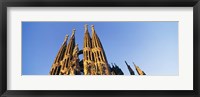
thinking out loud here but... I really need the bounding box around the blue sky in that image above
[22,22,178,75]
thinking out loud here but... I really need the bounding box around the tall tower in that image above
[125,61,135,75]
[50,34,68,75]
[50,29,77,75]
[83,24,95,75]
[62,29,76,75]
[51,24,143,75]
[91,25,111,75]
[133,62,146,75]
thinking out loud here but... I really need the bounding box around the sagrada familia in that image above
[49,24,146,75]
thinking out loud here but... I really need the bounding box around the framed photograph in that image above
[0,0,200,97]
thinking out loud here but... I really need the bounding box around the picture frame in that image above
[0,0,200,97]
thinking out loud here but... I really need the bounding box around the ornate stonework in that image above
[50,24,146,75]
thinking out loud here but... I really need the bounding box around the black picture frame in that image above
[0,0,200,97]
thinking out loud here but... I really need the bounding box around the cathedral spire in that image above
[91,24,110,75]
[133,62,146,75]
[65,29,76,55]
[57,28,77,74]
[91,25,104,49]
[84,24,92,48]
[125,61,135,75]
[91,25,95,34]
[83,24,94,75]
[50,33,69,75]
[62,34,69,45]
[54,34,69,63]
[71,29,76,38]
[51,24,148,75]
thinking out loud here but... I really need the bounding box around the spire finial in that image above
[91,25,95,32]
[65,34,69,39]
[63,34,69,44]
[73,29,76,33]
[71,29,76,37]
[84,24,88,33]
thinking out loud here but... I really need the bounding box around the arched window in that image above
[94,52,97,61]
[97,51,100,61]
[89,51,91,60]
[100,52,104,61]
[63,59,66,69]
[87,51,90,60]
[92,52,94,61]
[96,52,99,61]
[86,51,88,60]
[59,48,65,61]
[66,58,69,68]
[56,66,61,75]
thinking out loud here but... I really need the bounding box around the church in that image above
[49,24,145,75]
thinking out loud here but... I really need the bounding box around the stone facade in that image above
[49,24,146,75]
